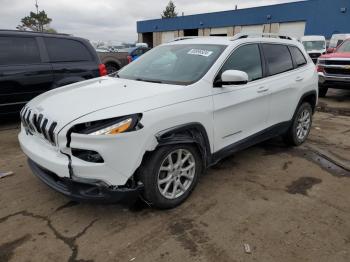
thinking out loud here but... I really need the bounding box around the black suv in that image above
[0,30,107,116]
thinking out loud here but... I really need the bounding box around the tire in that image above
[318,85,328,97]
[139,144,202,209]
[105,63,119,74]
[283,102,313,146]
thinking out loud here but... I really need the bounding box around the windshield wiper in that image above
[135,78,163,84]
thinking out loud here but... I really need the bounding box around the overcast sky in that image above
[0,0,301,43]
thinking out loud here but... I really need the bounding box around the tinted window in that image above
[289,46,307,67]
[337,41,350,52]
[262,44,294,76]
[45,38,92,62]
[220,44,262,81]
[0,37,40,65]
[337,40,344,47]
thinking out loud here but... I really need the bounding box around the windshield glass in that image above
[302,41,326,51]
[337,41,350,53]
[117,44,226,85]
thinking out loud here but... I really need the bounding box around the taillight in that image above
[316,65,324,73]
[99,64,107,76]
[127,55,133,64]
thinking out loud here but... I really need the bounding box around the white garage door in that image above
[279,22,306,39]
[210,27,228,36]
[161,31,176,43]
[241,25,264,34]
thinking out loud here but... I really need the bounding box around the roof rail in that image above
[231,33,294,41]
[0,29,71,36]
[172,36,203,42]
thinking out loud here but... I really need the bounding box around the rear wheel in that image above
[105,63,119,74]
[139,144,202,209]
[284,103,313,146]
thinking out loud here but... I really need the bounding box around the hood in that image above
[307,49,325,54]
[26,77,185,126]
[320,52,350,59]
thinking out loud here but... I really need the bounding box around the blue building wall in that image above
[137,0,350,38]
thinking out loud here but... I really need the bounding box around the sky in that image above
[0,0,302,43]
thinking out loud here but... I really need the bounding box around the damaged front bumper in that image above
[28,158,143,203]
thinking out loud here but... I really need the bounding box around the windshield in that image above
[337,41,350,53]
[117,44,226,85]
[302,41,325,51]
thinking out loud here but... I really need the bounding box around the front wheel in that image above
[139,144,202,209]
[283,103,313,146]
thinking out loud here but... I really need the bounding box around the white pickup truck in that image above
[300,35,327,64]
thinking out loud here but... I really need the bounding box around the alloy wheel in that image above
[157,149,196,200]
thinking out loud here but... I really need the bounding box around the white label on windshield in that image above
[187,49,213,57]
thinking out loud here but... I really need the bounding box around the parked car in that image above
[0,30,106,117]
[19,35,318,209]
[317,38,350,97]
[120,46,151,63]
[327,34,350,53]
[300,35,326,63]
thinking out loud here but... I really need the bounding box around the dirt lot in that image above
[0,89,350,262]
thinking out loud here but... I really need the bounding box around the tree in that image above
[17,3,55,33]
[161,1,178,19]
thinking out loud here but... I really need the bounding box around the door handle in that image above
[295,76,304,82]
[257,86,269,93]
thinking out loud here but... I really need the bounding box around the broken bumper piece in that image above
[28,158,143,204]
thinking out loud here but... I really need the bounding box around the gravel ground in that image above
[0,89,349,262]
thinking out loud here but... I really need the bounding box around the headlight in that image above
[71,114,143,136]
[89,118,132,135]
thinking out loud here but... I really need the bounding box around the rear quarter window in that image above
[45,38,92,62]
[262,44,294,76]
[0,36,41,65]
[289,46,307,67]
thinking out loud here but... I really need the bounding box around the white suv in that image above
[19,34,318,209]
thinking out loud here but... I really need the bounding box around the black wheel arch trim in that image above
[294,90,317,117]
[155,123,212,168]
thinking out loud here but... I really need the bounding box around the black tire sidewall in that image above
[141,144,202,209]
[105,64,118,74]
[318,85,328,97]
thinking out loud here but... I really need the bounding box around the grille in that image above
[325,60,350,66]
[309,53,321,59]
[20,107,58,146]
[324,68,350,76]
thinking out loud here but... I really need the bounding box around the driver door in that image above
[212,44,270,152]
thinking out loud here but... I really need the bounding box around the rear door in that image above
[261,43,304,126]
[44,37,99,87]
[0,36,53,115]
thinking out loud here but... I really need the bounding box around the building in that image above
[137,0,350,47]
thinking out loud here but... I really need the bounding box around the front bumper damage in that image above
[28,158,143,203]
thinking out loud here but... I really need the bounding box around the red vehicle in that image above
[317,38,350,97]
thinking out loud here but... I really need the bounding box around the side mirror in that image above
[327,48,335,53]
[214,70,249,87]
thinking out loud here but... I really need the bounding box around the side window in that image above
[289,46,307,68]
[220,44,263,81]
[0,37,41,65]
[262,44,294,76]
[45,38,92,62]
